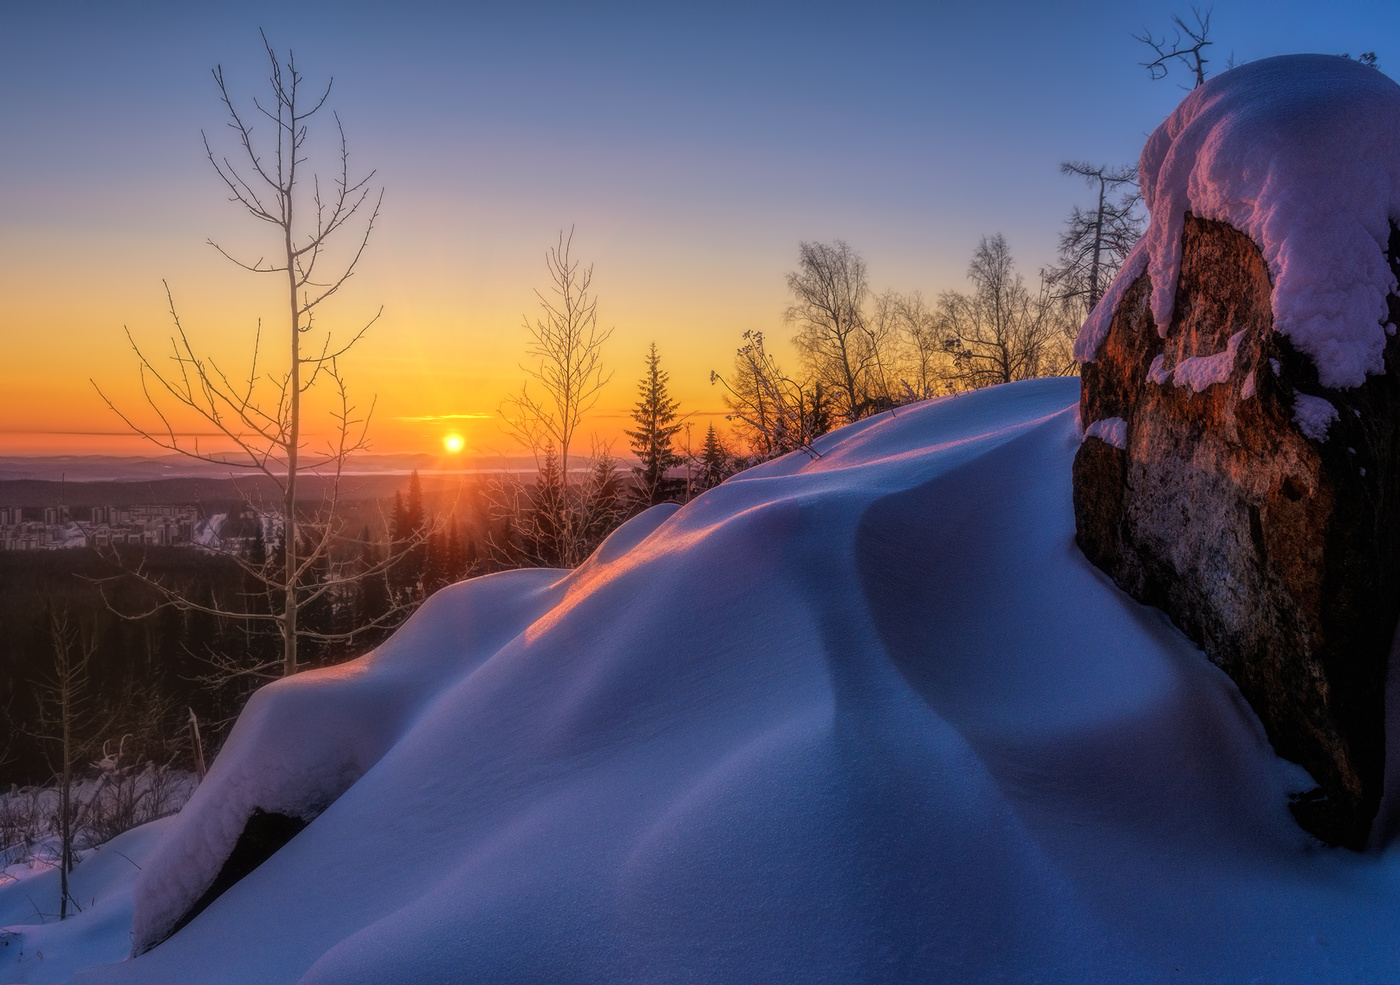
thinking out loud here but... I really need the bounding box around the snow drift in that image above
[52,378,1400,984]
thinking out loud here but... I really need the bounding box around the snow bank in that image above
[1080,55,1400,387]
[126,505,680,954]
[1,819,175,985]
[65,379,1400,985]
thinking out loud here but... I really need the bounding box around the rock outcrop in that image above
[1077,214,1400,848]
[1074,55,1400,849]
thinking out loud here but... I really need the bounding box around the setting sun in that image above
[443,433,466,455]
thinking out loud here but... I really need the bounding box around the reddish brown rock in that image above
[1075,214,1400,849]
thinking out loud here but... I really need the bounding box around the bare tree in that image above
[1134,7,1212,87]
[94,34,390,679]
[871,289,950,402]
[1049,162,1144,316]
[500,227,613,567]
[711,330,829,460]
[30,609,104,920]
[786,240,889,423]
[939,235,1065,390]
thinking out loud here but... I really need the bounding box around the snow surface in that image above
[1082,416,1128,450]
[1147,352,1170,385]
[1079,55,1400,388]
[1293,393,1340,442]
[0,819,175,985]
[20,378,1400,984]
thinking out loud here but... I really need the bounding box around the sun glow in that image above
[442,433,466,455]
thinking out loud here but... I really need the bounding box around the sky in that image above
[2,0,1398,460]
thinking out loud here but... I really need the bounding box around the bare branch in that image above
[1133,6,1213,87]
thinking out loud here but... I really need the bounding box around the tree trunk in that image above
[283,169,300,678]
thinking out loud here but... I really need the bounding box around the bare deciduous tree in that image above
[1134,6,1212,87]
[786,240,889,423]
[95,33,391,679]
[500,227,613,567]
[1049,162,1145,316]
[30,610,104,920]
[711,331,828,460]
[871,289,950,402]
[939,235,1067,390]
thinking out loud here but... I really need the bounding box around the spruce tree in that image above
[353,526,390,634]
[625,343,684,507]
[697,423,731,491]
[525,446,568,566]
[582,446,629,548]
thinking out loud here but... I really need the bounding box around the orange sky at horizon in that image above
[1,184,780,460]
[8,1,1386,465]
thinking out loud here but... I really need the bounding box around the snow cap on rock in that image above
[1077,54,1400,388]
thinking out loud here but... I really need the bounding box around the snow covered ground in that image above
[8,377,1400,984]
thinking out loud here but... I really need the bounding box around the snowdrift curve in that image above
[79,379,1400,985]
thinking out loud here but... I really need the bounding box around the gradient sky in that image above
[3,0,1397,459]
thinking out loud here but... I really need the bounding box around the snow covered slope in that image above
[61,378,1400,984]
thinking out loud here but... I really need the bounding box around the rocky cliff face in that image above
[1075,214,1400,848]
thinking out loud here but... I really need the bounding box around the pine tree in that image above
[444,523,466,582]
[625,343,684,507]
[527,446,568,566]
[582,446,630,548]
[697,424,731,491]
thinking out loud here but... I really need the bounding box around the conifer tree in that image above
[581,445,630,548]
[697,424,732,491]
[444,523,467,582]
[527,447,568,565]
[626,343,684,507]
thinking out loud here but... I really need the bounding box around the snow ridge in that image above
[70,380,1400,985]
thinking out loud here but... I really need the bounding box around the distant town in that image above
[0,504,202,551]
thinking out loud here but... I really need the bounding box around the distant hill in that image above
[0,453,607,510]
[0,451,547,483]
